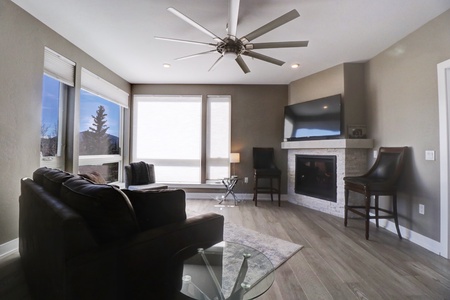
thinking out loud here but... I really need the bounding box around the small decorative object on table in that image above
[348,125,367,139]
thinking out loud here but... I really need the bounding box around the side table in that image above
[220,176,240,205]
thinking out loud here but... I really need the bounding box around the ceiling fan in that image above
[155,0,308,74]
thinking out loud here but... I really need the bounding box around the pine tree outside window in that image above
[78,90,122,182]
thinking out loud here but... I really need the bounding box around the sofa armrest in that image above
[122,189,187,230]
[127,183,169,190]
[66,212,224,299]
[120,212,224,298]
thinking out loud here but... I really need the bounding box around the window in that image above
[79,68,129,183]
[78,90,122,182]
[206,96,231,180]
[133,95,202,183]
[133,95,231,184]
[40,48,75,169]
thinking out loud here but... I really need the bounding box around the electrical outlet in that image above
[425,150,435,161]
[419,204,425,215]
[373,150,378,158]
[244,177,248,184]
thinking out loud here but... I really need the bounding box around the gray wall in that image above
[288,9,450,242]
[132,84,288,194]
[0,0,130,245]
[365,9,450,241]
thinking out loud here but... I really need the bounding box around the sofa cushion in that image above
[61,177,139,244]
[32,167,49,185]
[33,167,74,197]
[123,189,186,231]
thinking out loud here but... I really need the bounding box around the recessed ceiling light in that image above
[291,63,300,69]
[163,63,171,68]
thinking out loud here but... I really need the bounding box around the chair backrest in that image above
[124,162,155,188]
[366,147,407,182]
[253,147,277,169]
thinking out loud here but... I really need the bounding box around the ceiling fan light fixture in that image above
[223,51,237,60]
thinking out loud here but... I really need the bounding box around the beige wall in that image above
[365,9,450,240]
[0,0,130,244]
[288,63,366,139]
[132,84,288,194]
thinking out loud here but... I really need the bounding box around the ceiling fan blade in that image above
[155,36,217,47]
[242,51,285,66]
[175,50,217,61]
[235,55,250,74]
[241,9,300,42]
[168,7,223,42]
[208,55,225,72]
[227,0,240,39]
[246,41,309,50]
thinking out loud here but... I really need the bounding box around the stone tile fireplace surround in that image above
[282,139,373,218]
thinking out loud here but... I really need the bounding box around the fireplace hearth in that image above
[295,155,337,202]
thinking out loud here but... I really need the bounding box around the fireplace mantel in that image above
[281,139,373,150]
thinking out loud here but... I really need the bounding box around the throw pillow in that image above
[79,171,107,184]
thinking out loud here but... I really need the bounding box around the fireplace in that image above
[295,155,337,202]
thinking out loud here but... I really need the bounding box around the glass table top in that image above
[171,241,275,300]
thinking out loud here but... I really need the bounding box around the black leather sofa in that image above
[19,167,224,299]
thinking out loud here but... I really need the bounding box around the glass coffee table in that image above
[169,241,275,300]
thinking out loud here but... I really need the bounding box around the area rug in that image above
[223,221,303,270]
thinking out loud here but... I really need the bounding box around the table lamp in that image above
[230,153,240,177]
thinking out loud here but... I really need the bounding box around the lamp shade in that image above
[230,153,240,163]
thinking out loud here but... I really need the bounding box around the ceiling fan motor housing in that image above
[218,37,244,56]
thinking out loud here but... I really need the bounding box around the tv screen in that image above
[284,94,341,141]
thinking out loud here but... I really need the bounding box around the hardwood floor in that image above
[1,199,450,299]
[187,199,450,300]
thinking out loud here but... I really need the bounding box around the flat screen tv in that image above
[284,94,342,141]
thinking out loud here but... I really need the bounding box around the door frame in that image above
[438,58,450,259]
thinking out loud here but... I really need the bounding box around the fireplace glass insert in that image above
[295,155,337,202]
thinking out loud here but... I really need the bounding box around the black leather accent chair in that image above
[252,147,281,206]
[124,161,168,190]
[344,147,407,240]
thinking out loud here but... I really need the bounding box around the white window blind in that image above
[44,47,75,87]
[206,95,231,180]
[81,68,129,108]
[133,95,202,183]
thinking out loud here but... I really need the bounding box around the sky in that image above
[41,75,120,137]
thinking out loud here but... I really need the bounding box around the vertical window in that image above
[133,95,231,184]
[40,48,75,169]
[206,96,231,180]
[79,68,129,183]
[133,95,202,183]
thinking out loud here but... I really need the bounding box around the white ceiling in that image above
[11,0,450,85]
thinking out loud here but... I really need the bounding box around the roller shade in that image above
[81,68,129,108]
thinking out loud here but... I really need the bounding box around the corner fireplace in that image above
[295,155,337,202]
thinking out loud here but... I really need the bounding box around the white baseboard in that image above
[0,238,18,258]
[375,219,442,256]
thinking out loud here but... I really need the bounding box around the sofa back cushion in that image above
[61,177,139,244]
[123,189,186,230]
[33,167,74,197]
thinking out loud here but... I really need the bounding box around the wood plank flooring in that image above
[1,199,450,299]
[187,199,450,300]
